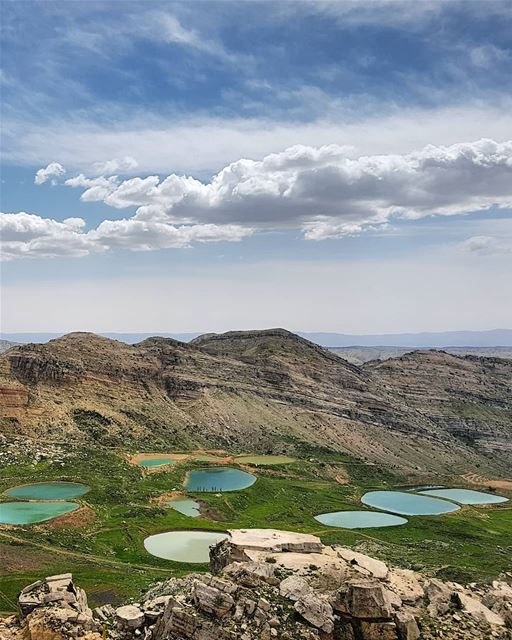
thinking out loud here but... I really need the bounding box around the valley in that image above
[0,329,511,630]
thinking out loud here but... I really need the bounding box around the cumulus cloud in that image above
[0,212,251,261]
[64,174,120,201]
[64,138,512,239]
[34,162,66,185]
[92,156,138,175]
[5,138,512,260]
[0,212,92,260]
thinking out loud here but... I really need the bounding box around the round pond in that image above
[0,501,79,525]
[138,458,176,468]
[144,530,228,563]
[4,482,89,501]
[315,510,408,529]
[419,488,508,505]
[168,498,201,517]
[361,491,460,516]
[235,455,295,466]
[185,467,256,492]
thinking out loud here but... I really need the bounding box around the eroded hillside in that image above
[0,329,511,474]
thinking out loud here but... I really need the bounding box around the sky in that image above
[1,0,511,334]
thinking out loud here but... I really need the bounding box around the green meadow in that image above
[0,445,510,613]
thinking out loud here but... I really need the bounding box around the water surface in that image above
[144,530,228,562]
[361,491,460,516]
[315,510,407,529]
[185,467,256,492]
[419,488,508,505]
[0,501,79,525]
[4,482,89,500]
[138,458,176,468]
[168,498,201,517]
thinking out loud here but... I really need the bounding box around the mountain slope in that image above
[0,330,511,474]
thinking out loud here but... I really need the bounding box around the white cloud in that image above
[469,45,510,69]
[64,174,120,201]
[460,235,512,255]
[4,138,512,261]
[92,156,138,175]
[0,211,252,261]
[7,102,512,175]
[34,161,66,185]
[90,219,252,251]
[67,138,512,239]
[0,212,93,260]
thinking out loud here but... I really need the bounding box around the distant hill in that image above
[331,346,512,365]
[1,328,512,347]
[0,339,18,353]
[1,328,511,475]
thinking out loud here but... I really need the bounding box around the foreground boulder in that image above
[2,529,512,640]
[5,574,101,640]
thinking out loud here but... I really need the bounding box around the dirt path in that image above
[462,473,512,491]
[0,531,175,575]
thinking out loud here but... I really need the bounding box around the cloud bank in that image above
[4,138,512,260]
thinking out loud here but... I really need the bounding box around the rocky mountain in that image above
[2,529,511,640]
[0,329,511,474]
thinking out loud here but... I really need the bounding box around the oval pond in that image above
[361,491,460,516]
[144,530,228,563]
[185,467,256,492]
[0,501,79,525]
[315,510,408,529]
[4,482,89,501]
[168,498,201,517]
[419,488,508,505]
[138,458,176,468]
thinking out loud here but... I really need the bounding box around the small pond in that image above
[168,498,201,517]
[144,530,228,563]
[315,510,408,529]
[235,455,295,466]
[185,467,256,492]
[419,488,509,505]
[361,491,460,516]
[138,458,176,468]
[4,482,89,501]
[0,501,79,525]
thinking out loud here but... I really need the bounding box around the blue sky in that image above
[1,0,511,333]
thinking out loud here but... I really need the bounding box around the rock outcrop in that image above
[3,530,511,640]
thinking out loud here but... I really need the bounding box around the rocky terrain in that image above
[0,329,511,473]
[1,529,511,640]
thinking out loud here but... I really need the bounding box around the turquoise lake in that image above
[315,510,408,529]
[4,482,89,500]
[361,490,460,515]
[138,458,176,468]
[144,530,228,563]
[0,501,79,525]
[168,498,201,517]
[419,488,508,505]
[185,467,256,492]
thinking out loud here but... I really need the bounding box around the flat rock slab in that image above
[227,529,322,553]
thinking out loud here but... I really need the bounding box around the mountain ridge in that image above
[2,328,512,347]
[1,329,511,475]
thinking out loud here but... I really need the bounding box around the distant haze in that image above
[2,329,512,348]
